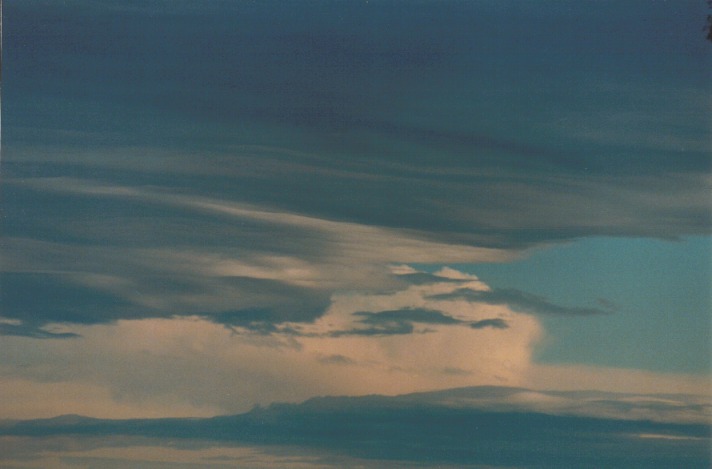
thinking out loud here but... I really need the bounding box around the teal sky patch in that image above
[435,236,712,373]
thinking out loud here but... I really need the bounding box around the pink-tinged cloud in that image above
[0,267,707,421]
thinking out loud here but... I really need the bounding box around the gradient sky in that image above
[1,0,711,467]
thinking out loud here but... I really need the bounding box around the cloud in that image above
[0,266,706,424]
[0,323,79,340]
[403,386,712,425]
[0,386,709,469]
[0,268,541,418]
[0,272,142,327]
[6,0,710,266]
[387,268,472,286]
[524,363,712,402]
[429,287,612,316]
[327,307,469,337]
[355,308,460,325]
[470,318,509,329]
[1,179,514,336]
[328,322,416,337]
[2,4,710,457]
[333,308,509,336]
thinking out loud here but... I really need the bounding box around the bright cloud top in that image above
[0,267,537,418]
[1,266,707,421]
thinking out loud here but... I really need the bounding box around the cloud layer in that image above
[1,386,709,469]
[0,268,537,417]
[3,0,710,341]
[1,0,709,444]
[1,267,708,422]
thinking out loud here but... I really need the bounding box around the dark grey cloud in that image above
[0,323,79,339]
[391,271,471,286]
[0,271,330,338]
[331,308,459,336]
[354,309,461,326]
[0,272,136,327]
[328,308,509,337]
[329,322,416,338]
[207,303,329,336]
[430,288,611,316]
[5,0,709,248]
[1,386,709,469]
[2,0,709,334]
[470,318,509,329]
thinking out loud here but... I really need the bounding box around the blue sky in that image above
[435,235,712,373]
[1,0,711,467]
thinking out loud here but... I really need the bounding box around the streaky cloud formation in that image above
[1,178,511,337]
[0,267,541,418]
[338,308,510,335]
[429,287,613,316]
[470,318,509,329]
[1,386,709,469]
[1,1,710,466]
[0,267,707,423]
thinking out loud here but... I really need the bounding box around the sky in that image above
[1,0,711,467]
